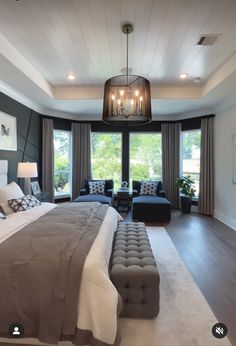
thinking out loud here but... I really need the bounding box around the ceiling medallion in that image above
[102,23,152,126]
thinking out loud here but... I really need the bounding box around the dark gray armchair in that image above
[132,180,171,222]
[74,179,114,205]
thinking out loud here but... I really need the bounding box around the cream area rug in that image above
[119,227,232,346]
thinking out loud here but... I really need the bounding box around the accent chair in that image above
[74,179,114,205]
[132,180,171,222]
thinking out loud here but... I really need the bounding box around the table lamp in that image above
[17,162,38,195]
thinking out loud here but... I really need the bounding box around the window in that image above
[54,130,72,197]
[91,133,122,191]
[181,130,201,196]
[129,133,162,185]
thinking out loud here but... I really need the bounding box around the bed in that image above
[0,160,122,346]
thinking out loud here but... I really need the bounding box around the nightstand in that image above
[117,189,132,212]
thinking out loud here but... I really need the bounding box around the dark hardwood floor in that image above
[122,209,236,345]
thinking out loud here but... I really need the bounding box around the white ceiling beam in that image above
[0,33,53,98]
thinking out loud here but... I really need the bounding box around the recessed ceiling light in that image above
[179,73,188,80]
[67,74,75,81]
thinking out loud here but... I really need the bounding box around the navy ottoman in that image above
[132,196,171,222]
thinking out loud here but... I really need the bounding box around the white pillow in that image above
[0,182,25,215]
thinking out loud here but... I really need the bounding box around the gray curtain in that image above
[161,122,181,208]
[198,117,214,215]
[42,118,54,202]
[72,123,92,200]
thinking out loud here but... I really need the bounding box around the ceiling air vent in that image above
[196,35,218,46]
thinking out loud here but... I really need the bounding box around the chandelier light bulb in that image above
[135,90,139,97]
[111,95,115,100]
[120,90,124,96]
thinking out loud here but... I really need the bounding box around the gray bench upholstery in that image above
[110,222,160,318]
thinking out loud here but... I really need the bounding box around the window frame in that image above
[53,129,72,199]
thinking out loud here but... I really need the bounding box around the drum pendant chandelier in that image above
[102,24,152,126]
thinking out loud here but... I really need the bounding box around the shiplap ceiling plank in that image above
[177,0,236,79]
[140,0,169,77]
[189,0,236,78]
[120,0,137,76]
[24,0,74,84]
[27,0,71,84]
[39,0,91,84]
[55,0,99,84]
[148,0,186,80]
[127,0,154,76]
[155,0,204,82]
[71,0,107,83]
[27,0,77,83]
[87,0,113,82]
[165,0,219,80]
[104,0,122,77]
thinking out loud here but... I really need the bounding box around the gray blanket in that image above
[0,202,109,344]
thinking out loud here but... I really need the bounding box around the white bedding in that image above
[0,203,122,345]
[0,202,57,244]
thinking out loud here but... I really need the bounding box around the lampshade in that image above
[102,23,152,126]
[17,162,38,178]
[103,75,151,125]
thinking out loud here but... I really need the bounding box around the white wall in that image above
[214,104,236,230]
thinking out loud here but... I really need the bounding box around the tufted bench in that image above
[110,222,160,318]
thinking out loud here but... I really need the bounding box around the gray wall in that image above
[0,92,42,188]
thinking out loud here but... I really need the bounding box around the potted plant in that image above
[176,176,196,214]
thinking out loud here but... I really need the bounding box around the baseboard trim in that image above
[214,210,236,231]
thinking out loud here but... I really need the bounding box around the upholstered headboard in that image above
[0,160,8,187]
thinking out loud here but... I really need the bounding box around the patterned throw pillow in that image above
[140,181,157,196]
[89,181,105,195]
[8,195,41,213]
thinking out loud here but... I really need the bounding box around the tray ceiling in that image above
[1,0,236,119]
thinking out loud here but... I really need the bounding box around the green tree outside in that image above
[182,131,201,159]
[130,133,162,184]
[182,130,201,195]
[54,130,71,195]
[91,133,122,191]
[91,132,162,190]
